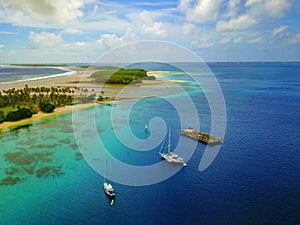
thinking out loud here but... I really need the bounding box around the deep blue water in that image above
[0,62,299,224]
[0,66,74,83]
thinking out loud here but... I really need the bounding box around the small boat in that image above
[103,161,115,200]
[159,127,187,167]
[104,182,115,197]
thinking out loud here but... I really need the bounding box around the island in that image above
[0,66,162,132]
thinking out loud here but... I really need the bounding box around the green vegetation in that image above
[8,123,32,131]
[97,95,103,101]
[6,107,32,121]
[0,110,5,123]
[91,68,153,84]
[39,101,55,113]
[75,93,96,103]
[0,85,74,123]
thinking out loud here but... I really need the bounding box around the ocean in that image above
[0,62,299,224]
[0,66,75,84]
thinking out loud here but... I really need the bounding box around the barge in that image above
[181,128,222,144]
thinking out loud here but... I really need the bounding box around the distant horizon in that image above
[2,61,300,66]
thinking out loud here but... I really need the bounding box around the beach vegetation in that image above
[91,68,151,84]
[39,101,55,113]
[0,110,5,123]
[0,85,75,123]
[97,95,103,101]
[75,93,96,103]
[6,108,33,121]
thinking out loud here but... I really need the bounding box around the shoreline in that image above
[0,103,96,132]
[0,66,178,132]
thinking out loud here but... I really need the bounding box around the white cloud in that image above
[233,37,242,43]
[0,31,17,35]
[288,32,300,44]
[62,28,83,34]
[216,0,291,32]
[190,29,221,49]
[225,0,242,18]
[272,26,288,36]
[245,0,261,7]
[126,10,168,38]
[143,22,167,38]
[219,37,232,44]
[29,32,63,48]
[216,15,257,31]
[1,0,87,24]
[0,44,5,48]
[75,42,86,47]
[96,28,137,50]
[139,10,153,23]
[264,0,292,18]
[191,39,214,49]
[182,23,196,35]
[248,36,264,43]
[179,0,222,23]
[123,27,136,40]
[97,34,123,49]
[246,0,292,18]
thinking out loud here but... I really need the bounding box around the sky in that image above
[0,0,299,63]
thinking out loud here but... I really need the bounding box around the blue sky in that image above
[0,0,299,63]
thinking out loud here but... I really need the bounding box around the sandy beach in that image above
[0,66,175,132]
[0,103,96,132]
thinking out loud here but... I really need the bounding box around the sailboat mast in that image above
[168,127,171,153]
[104,160,108,183]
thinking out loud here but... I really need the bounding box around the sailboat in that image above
[103,160,115,204]
[159,127,187,167]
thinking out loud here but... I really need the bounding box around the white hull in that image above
[104,182,115,197]
[160,152,187,167]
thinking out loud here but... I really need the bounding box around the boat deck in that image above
[180,128,222,144]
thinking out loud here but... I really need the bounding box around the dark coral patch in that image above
[24,166,35,175]
[0,176,25,186]
[36,166,64,178]
[4,151,53,165]
[33,143,58,149]
[32,152,53,162]
[59,139,72,144]
[75,152,83,160]
[59,127,73,133]
[4,152,35,165]
[69,143,78,150]
[5,167,20,176]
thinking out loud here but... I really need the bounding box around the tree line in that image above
[0,85,74,123]
[90,68,155,84]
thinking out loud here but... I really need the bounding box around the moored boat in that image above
[104,182,115,197]
[159,127,187,167]
[103,160,116,202]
